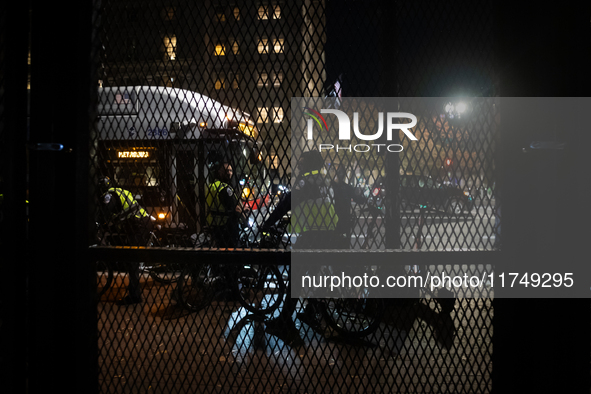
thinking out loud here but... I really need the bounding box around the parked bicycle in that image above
[95,223,183,298]
[175,221,287,316]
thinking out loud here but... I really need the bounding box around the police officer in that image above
[262,150,339,344]
[262,150,338,246]
[98,177,153,305]
[206,160,249,248]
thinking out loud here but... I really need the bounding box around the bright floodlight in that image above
[456,102,467,114]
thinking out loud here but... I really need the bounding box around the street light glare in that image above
[445,102,454,113]
[456,102,467,114]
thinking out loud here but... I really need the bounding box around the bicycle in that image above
[175,225,286,316]
[296,203,457,348]
[299,272,455,348]
[95,224,183,298]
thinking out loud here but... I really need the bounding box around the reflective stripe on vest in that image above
[108,188,148,220]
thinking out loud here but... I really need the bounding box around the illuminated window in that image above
[233,7,240,20]
[216,7,226,21]
[215,44,226,56]
[273,5,281,19]
[257,5,268,20]
[164,35,177,60]
[257,38,269,54]
[257,107,269,123]
[273,38,284,53]
[273,72,284,88]
[232,74,240,89]
[273,107,284,123]
[215,77,226,90]
[269,155,279,169]
[232,40,239,55]
[257,72,268,88]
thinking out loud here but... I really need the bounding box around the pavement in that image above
[96,269,493,393]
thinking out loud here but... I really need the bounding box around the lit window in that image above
[232,74,240,89]
[257,72,268,88]
[232,40,239,55]
[233,7,240,20]
[216,7,226,22]
[164,35,177,60]
[257,107,269,123]
[257,38,269,54]
[273,72,283,88]
[273,107,284,123]
[258,5,268,20]
[215,44,226,56]
[273,5,281,19]
[215,77,226,90]
[164,7,175,20]
[273,38,284,53]
[269,155,279,169]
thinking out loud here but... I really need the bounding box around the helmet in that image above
[98,176,113,194]
[298,150,324,174]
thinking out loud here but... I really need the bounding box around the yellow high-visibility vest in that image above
[107,188,148,220]
[206,180,234,226]
[292,197,338,233]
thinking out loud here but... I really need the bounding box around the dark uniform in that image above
[331,172,365,248]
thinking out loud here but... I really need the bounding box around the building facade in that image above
[99,0,327,177]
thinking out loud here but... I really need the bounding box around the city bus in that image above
[95,86,268,240]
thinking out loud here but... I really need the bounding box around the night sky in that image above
[324,0,495,97]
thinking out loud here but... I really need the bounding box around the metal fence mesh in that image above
[92,0,495,392]
[97,260,492,393]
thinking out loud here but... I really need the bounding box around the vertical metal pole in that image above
[380,0,401,251]
[0,3,30,393]
[27,0,98,392]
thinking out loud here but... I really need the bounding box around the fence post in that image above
[26,0,98,392]
[0,2,30,393]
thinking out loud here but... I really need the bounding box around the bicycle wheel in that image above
[176,264,216,312]
[322,297,384,338]
[97,261,113,298]
[236,264,286,315]
[148,263,183,284]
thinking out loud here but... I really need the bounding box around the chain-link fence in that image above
[92,0,495,392]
